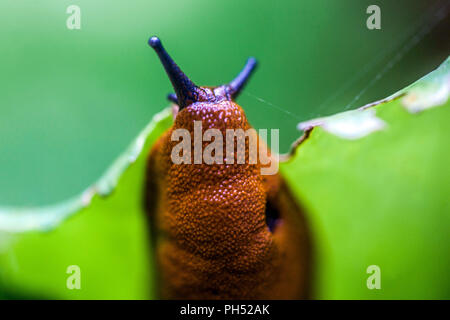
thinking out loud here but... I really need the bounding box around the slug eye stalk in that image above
[148,36,257,109]
[226,57,258,99]
[148,36,200,110]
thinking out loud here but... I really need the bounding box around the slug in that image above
[144,36,311,299]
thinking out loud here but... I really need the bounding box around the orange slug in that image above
[144,36,311,299]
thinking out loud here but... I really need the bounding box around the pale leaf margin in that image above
[0,57,448,232]
[0,108,172,233]
[280,56,450,161]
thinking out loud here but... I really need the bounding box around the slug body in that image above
[145,37,311,299]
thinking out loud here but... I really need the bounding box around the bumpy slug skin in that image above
[145,101,311,299]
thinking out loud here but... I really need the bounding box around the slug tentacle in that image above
[149,36,202,109]
[226,57,258,99]
[150,36,258,108]
[167,93,178,104]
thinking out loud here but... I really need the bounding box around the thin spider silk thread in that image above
[342,0,449,111]
[244,91,302,120]
[245,1,449,119]
[316,0,449,114]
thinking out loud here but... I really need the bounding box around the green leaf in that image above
[0,108,173,299]
[0,57,448,299]
[281,57,450,299]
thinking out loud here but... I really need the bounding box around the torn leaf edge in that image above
[0,108,172,233]
[280,56,450,162]
[1,57,449,231]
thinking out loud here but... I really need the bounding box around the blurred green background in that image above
[0,0,449,300]
[0,0,448,206]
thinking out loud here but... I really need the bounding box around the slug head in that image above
[148,36,257,111]
[147,36,271,255]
